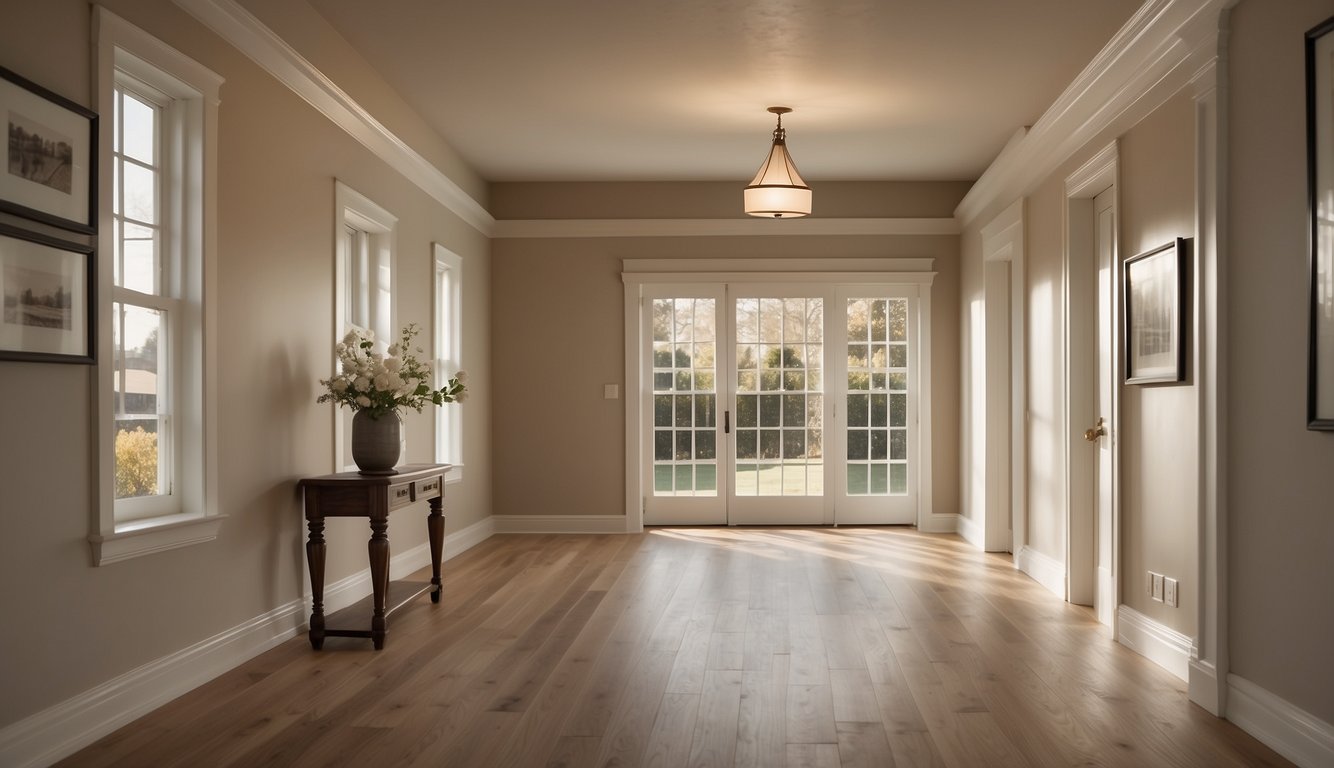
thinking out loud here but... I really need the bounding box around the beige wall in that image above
[1117,90,1198,634]
[490,182,966,522]
[959,90,1200,637]
[1228,0,1334,724]
[0,0,490,727]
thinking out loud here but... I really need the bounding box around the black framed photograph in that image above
[1,64,97,234]
[1307,16,1334,429]
[1124,238,1186,385]
[0,223,94,364]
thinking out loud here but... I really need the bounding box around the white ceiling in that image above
[306,0,1144,183]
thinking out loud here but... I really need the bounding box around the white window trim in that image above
[433,243,464,484]
[620,258,936,534]
[332,181,397,472]
[91,7,223,565]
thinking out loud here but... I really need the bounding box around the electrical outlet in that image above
[1147,571,1156,597]
[1164,577,1178,607]
[1151,572,1164,602]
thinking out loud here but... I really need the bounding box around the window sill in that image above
[89,513,227,566]
[444,463,464,485]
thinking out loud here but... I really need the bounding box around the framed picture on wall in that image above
[1124,238,1186,385]
[0,223,94,364]
[0,64,97,234]
[1306,16,1334,429]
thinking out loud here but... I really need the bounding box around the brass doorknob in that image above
[1084,417,1106,442]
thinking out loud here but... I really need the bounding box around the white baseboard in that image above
[956,512,983,548]
[1227,674,1334,768]
[1116,605,1191,682]
[0,515,496,768]
[493,514,629,534]
[916,512,959,535]
[1016,545,1065,598]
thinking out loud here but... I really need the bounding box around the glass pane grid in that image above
[847,298,909,496]
[113,86,162,297]
[736,297,823,497]
[651,298,717,496]
[112,302,168,500]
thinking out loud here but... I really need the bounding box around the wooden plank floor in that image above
[60,528,1293,767]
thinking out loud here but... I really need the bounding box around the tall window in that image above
[434,244,463,480]
[93,8,222,565]
[111,76,173,518]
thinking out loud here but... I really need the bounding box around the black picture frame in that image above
[1306,16,1334,429]
[0,64,97,234]
[1124,238,1187,385]
[0,222,95,364]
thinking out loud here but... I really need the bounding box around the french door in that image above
[641,282,921,526]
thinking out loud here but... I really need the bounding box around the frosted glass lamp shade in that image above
[744,138,812,218]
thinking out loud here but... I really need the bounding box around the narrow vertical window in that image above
[434,244,463,480]
[111,79,174,516]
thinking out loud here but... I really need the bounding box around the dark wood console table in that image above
[298,463,449,650]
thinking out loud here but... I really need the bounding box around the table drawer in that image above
[388,482,414,510]
[414,475,442,500]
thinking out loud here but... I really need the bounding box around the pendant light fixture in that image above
[744,106,812,218]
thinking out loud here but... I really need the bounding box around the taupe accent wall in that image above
[0,0,490,727]
[489,182,967,523]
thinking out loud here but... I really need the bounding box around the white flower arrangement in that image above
[318,323,466,419]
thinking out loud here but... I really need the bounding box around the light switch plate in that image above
[1164,577,1178,607]
[604,384,619,400]
[1151,572,1164,602]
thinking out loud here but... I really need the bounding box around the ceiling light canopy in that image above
[744,106,811,219]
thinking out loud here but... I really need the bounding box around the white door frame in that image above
[622,258,936,532]
[1063,142,1120,628]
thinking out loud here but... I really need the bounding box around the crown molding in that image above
[955,0,1231,226]
[492,217,959,239]
[171,0,495,236]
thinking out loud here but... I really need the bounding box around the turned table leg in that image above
[368,515,390,650]
[306,517,326,650]
[428,496,444,603]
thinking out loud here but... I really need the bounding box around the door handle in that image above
[1084,416,1106,442]
[724,410,730,434]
